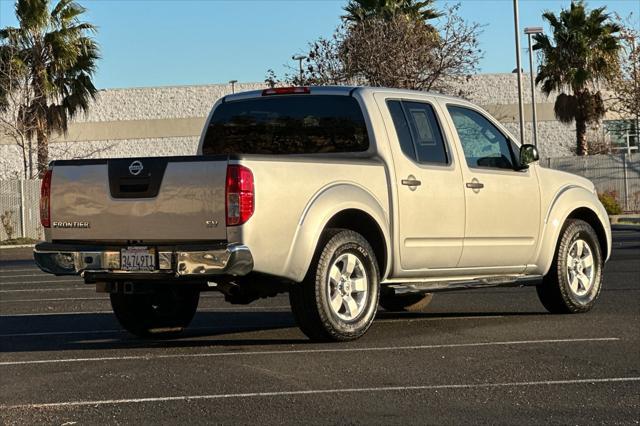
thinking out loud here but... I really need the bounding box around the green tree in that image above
[342,0,440,23]
[0,0,99,176]
[533,0,620,156]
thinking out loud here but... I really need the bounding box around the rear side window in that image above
[386,100,448,164]
[202,95,369,155]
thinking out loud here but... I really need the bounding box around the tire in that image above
[536,219,603,314]
[289,228,380,341]
[380,292,433,312]
[110,287,200,337]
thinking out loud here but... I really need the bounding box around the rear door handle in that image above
[465,181,484,189]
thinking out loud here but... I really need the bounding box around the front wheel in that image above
[289,229,380,341]
[110,286,200,337]
[536,219,603,314]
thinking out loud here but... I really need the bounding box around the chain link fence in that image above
[1,154,639,242]
[543,153,640,212]
[0,179,42,241]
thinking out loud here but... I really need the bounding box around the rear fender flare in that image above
[284,183,390,282]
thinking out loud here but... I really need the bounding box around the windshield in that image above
[202,95,369,155]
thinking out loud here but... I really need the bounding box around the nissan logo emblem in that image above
[129,160,144,176]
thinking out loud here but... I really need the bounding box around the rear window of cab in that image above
[202,95,369,155]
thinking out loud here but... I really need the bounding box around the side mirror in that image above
[519,144,539,167]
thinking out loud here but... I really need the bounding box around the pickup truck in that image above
[34,86,611,341]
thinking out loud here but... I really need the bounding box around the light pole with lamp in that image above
[524,26,543,147]
[513,0,526,145]
[291,54,307,83]
[229,79,238,94]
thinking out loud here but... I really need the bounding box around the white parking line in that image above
[0,310,114,317]
[2,376,637,409]
[0,337,619,366]
[0,287,89,293]
[0,316,493,338]
[0,294,238,302]
[0,274,55,278]
[0,297,106,303]
[0,319,293,338]
[0,305,290,318]
[0,329,122,337]
[377,315,503,323]
[0,280,82,286]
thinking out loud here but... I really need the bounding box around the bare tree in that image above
[303,30,352,86]
[265,4,482,96]
[424,4,483,96]
[341,15,439,89]
[0,44,38,178]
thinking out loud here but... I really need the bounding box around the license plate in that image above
[120,247,156,271]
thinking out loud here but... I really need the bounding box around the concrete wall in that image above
[0,74,601,179]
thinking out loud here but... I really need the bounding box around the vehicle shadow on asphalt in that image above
[0,310,549,354]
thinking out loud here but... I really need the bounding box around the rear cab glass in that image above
[202,95,369,155]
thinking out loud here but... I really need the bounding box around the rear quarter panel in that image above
[230,157,390,282]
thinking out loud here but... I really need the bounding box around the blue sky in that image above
[1,0,638,89]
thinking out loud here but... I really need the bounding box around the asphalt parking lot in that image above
[0,228,638,425]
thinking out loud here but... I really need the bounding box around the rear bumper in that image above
[33,242,253,278]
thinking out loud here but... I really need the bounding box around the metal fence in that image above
[1,154,639,241]
[0,179,42,241]
[544,153,640,212]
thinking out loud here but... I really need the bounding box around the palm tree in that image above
[533,0,620,156]
[0,0,99,176]
[343,0,440,23]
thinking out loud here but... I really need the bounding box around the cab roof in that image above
[222,85,470,105]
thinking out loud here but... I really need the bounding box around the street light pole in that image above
[525,26,543,147]
[513,0,526,145]
[291,54,307,83]
[229,79,238,94]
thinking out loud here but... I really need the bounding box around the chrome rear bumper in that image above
[34,242,253,277]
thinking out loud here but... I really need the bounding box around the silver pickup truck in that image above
[34,86,611,341]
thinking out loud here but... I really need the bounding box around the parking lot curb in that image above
[0,244,35,250]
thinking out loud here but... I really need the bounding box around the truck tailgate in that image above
[48,156,227,242]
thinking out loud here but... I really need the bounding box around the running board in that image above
[384,275,543,294]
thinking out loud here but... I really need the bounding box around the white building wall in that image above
[1,75,593,179]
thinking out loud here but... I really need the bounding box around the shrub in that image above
[598,190,623,215]
[1,210,15,240]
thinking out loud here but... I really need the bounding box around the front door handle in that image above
[465,180,484,190]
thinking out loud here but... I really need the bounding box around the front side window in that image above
[387,100,448,164]
[447,105,516,170]
[202,95,369,155]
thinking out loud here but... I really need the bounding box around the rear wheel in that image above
[379,292,433,312]
[289,229,380,341]
[110,286,200,337]
[536,219,603,314]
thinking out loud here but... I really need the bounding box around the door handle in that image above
[401,178,422,187]
[465,181,484,189]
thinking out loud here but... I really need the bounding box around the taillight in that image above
[226,165,254,226]
[40,169,53,228]
[262,87,310,96]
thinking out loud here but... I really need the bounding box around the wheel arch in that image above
[283,183,391,282]
[566,207,609,259]
[323,209,388,279]
[537,186,611,276]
